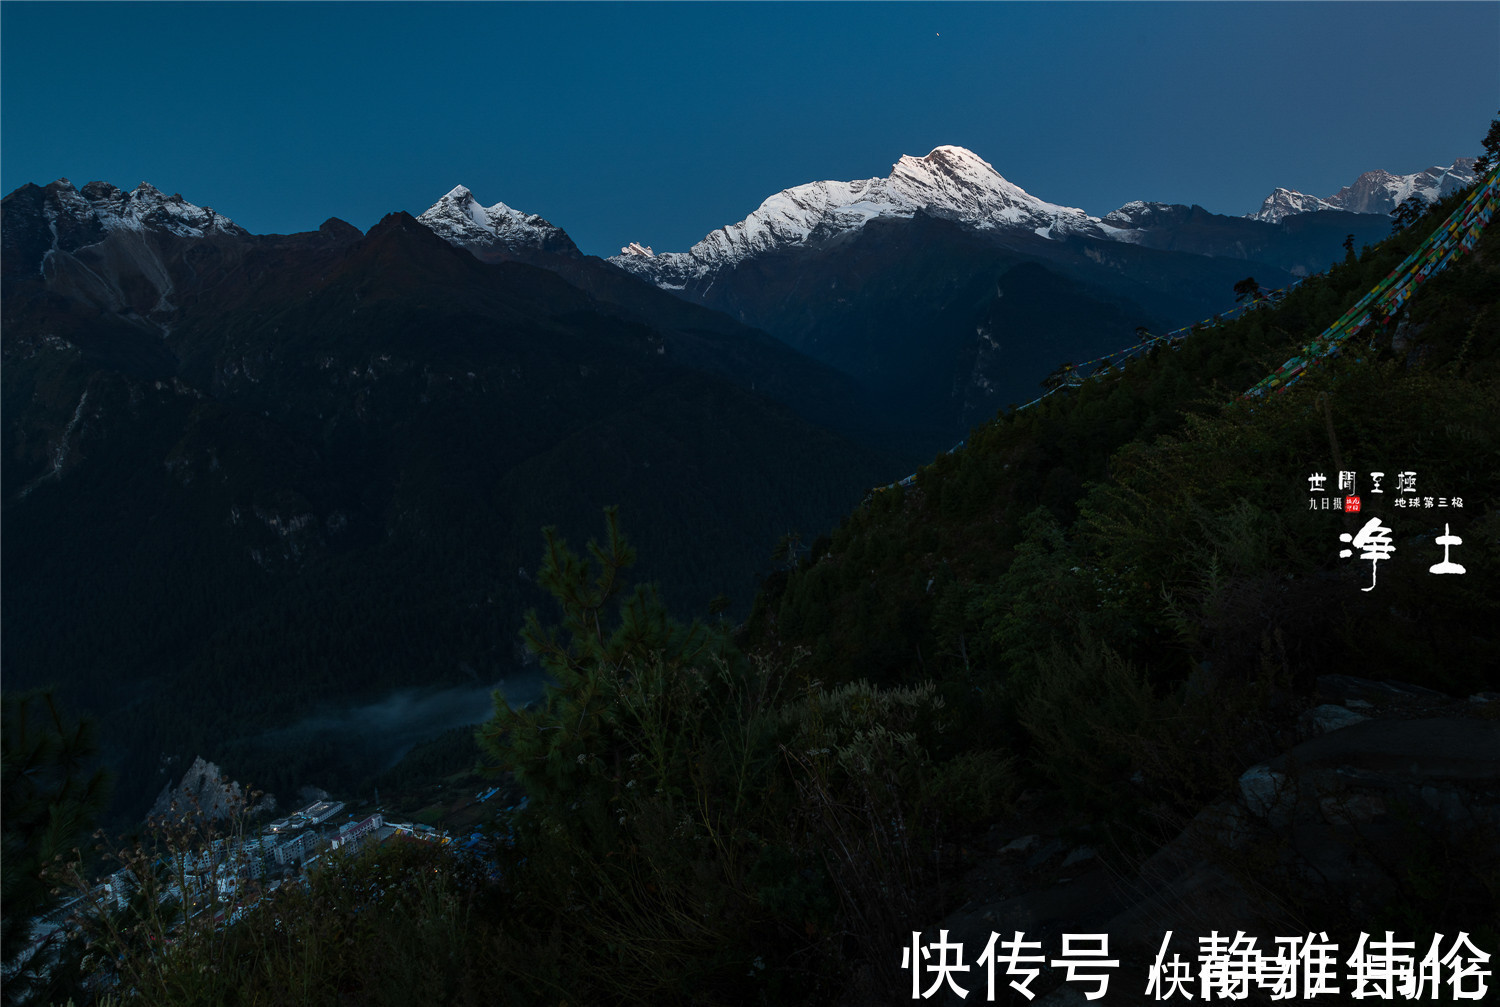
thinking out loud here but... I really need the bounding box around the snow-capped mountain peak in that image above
[40,178,247,239]
[427,184,521,236]
[607,145,1104,287]
[886,145,1055,222]
[1247,158,1478,222]
[1245,188,1340,223]
[3,179,248,326]
[1102,200,1177,225]
[417,185,580,260]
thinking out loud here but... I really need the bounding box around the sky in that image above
[3,2,1497,257]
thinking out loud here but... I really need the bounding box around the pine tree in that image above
[1474,111,1500,175]
[1390,194,1427,232]
[771,531,806,571]
[476,507,724,803]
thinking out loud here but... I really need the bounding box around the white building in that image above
[273,831,323,866]
[330,813,384,851]
[299,800,346,826]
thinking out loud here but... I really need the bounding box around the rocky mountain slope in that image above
[1248,157,1478,222]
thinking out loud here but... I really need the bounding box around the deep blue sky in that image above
[3,2,1496,256]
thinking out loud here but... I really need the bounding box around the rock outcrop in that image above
[921,680,1499,1005]
[146,755,268,824]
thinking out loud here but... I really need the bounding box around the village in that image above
[12,781,521,985]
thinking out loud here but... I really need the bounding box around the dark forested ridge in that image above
[1,203,905,818]
[619,205,1394,436]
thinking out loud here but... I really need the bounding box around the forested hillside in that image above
[0,206,903,819]
[746,177,1500,699]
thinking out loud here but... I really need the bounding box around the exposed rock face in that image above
[1322,158,1478,216]
[1243,186,1343,223]
[415,184,581,262]
[1,177,257,332]
[1247,158,1479,222]
[147,755,262,824]
[1296,702,1370,737]
[925,696,1499,1005]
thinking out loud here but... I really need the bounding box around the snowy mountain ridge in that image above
[415,184,579,259]
[24,149,1472,288]
[4,179,250,324]
[1247,158,1478,222]
[41,178,247,243]
[609,146,1110,286]
[599,148,1480,291]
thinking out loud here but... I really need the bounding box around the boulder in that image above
[1296,703,1369,737]
[917,717,1499,1006]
